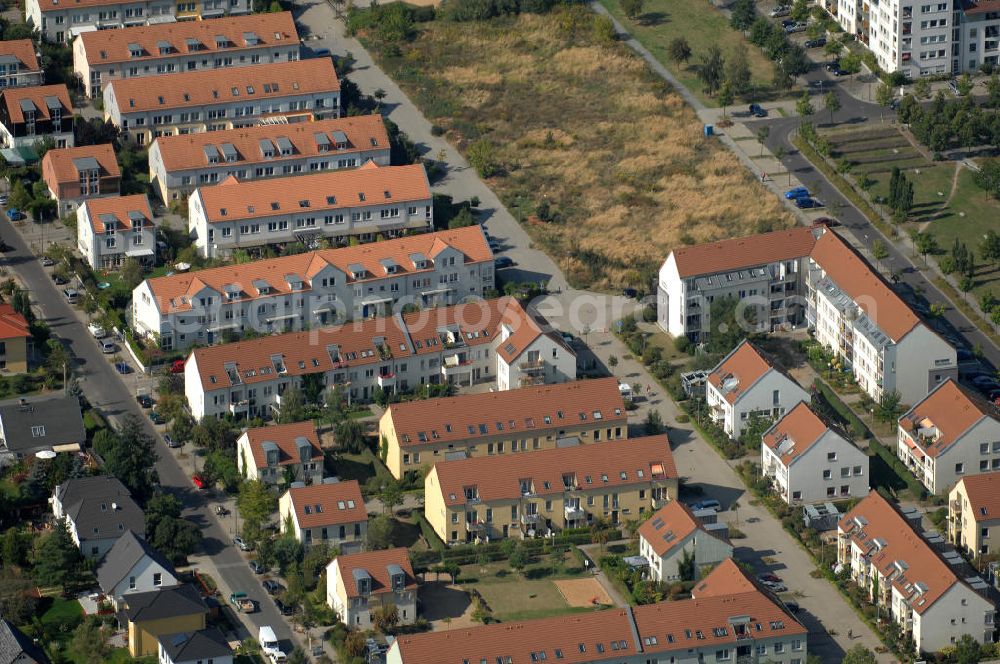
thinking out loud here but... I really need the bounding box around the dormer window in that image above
[358,192,366,202]
[326,195,336,205]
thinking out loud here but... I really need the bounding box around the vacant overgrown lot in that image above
[360,8,794,290]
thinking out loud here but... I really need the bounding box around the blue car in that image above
[784,187,809,200]
[5,208,23,221]
[494,256,513,269]
[795,197,823,209]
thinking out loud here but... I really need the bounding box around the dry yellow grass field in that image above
[369,9,795,289]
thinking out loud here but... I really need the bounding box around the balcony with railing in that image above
[377,372,396,388]
[229,399,249,414]
[520,374,546,387]
[520,512,541,526]
[564,504,586,521]
[520,359,546,373]
[441,354,473,376]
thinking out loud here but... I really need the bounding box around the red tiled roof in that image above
[284,480,366,529]
[386,377,626,449]
[107,58,338,113]
[82,194,153,233]
[2,84,72,124]
[838,491,965,615]
[690,558,758,597]
[898,379,996,458]
[242,421,321,470]
[41,144,120,187]
[762,402,831,466]
[958,472,1000,522]
[78,13,298,65]
[195,162,429,223]
[637,500,708,558]
[431,436,677,507]
[706,340,774,405]
[0,40,40,71]
[0,304,29,340]
[333,547,416,600]
[152,114,388,171]
[671,227,818,278]
[144,226,490,314]
[961,0,1000,15]
[810,230,919,342]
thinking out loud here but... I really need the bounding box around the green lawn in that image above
[40,598,82,626]
[598,0,778,107]
[334,448,392,486]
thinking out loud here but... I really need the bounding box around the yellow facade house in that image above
[424,435,678,544]
[0,304,30,374]
[949,471,1000,559]
[123,585,208,657]
[380,377,627,480]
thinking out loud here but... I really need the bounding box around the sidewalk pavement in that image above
[577,541,631,608]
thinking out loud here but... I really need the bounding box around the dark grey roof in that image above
[97,530,176,593]
[159,628,230,662]
[0,619,48,664]
[43,96,61,110]
[0,55,18,66]
[125,584,207,622]
[66,492,144,543]
[53,475,130,507]
[219,143,238,160]
[71,156,101,173]
[275,136,293,153]
[331,130,348,145]
[314,132,330,146]
[17,99,35,113]
[0,395,85,453]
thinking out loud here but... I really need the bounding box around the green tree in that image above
[954,634,981,664]
[94,414,158,503]
[755,126,770,157]
[120,257,144,290]
[705,295,750,354]
[875,83,894,122]
[795,91,814,118]
[724,44,752,97]
[8,179,30,212]
[645,410,665,435]
[667,37,692,66]
[275,387,307,424]
[876,390,903,423]
[366,514,394,550]
[621,0,643,19]
[372,603,400,632]
[824,39,844,60]
[729,0,756,32]
[0,527,29,568]
[237,480,277,543]
[912,230,937,259]
[839,52,862,76]
[981,230,1000,268]
[824,91,841,125]
[336,419,366,454]
[678,547,696,581]
[608,355,618,368]
[508,543,529,575]
[790,0,810,21]
[379,479,403,516]
[957,73,974,96]
[170,412,195,444]
[717,82,735,118]
[467,139,500,178]
[842,645,877,664]
[698,45,725,96]
[33,518,81,589]
[69,617,110,664]
[914,77,931,99]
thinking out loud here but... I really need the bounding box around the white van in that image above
[618,383,633,400]
[258,626,286,663]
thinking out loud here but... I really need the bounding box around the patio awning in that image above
[420,287,452,296]
[125,247,154,257]
[52,443,81,453]
[361,296,393,306]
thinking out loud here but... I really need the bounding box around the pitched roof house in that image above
[0,395,85,461]
[123,584,208,657]
[637,500,733,583]
[0,84,73,151]
[326,547,416,629]
[41,143,120,215]
[0,619,48,664]
[51,475,144,558]
[236,421,323,485]
[157,628,232,664]
[96,530,178,606]
[0,304,31,374]
[278,480,367,548]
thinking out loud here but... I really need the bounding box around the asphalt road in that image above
[752,67,1000,371]
[0,226,295,650]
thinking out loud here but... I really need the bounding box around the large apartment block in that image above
[0,40,44,89]
[131,226,494,350]
[949,472,1000,559]
[104,58,339,146]
[74,12,300,97]
[659,227,956,405]
[0,84,74,150]
[28,0,250,43]
[896,379,1000,495]
[148,115,390,202]
[381,377,621,479]
[42,143,121,216]
[187,162,431,259]
[830,0,1000,76]
[388,559,807,664]
[425,436,677,543]
[183,297,576,420]
[838,491,995,653]
[77,194,156,270]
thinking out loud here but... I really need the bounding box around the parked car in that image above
[100,340,116,354]
[758,573,783,583]
[52,274,68,285]
[622,287,638,298]
[0,194,8,206]
[149,410,165,425]
[804,37,827,48]
[312,47,331,58]
[273,597,294,616]
[229,592,257,613]
[494,256,514,269]
[784,187,810,199]
[40,256,55,267]
[949,79,960,95]
[5,209,23,221]
[762,580,787,592]
[135,394,154,408]
[957,347,976,362]
[971,375,1000,389]
[812,216,840,227]
[488,238,501,251]
[784,22,806,33]
[263,580,284,595]
[192,474,206,490]
[700,499,721,511]
[170,359,186,374]
[63,288,79,303]
[249,560,265,574]
[781,19,796,27]
[748,103,767,117]
[88,323,106,338]
[769,5,790,16]
[826,59,841,72]
[115,362,131,375]
[829,65,846,76]
[164,433,181,448]
[234,536,253,551]
[795,197,824,209]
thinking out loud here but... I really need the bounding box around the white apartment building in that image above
[277,480,367,548]
[235,421,323,485]
[132,226,492,351]
[27,0,250,43]
[104,58,339,146]
[187,162,432,259]
[659,227,956,406]
[0,40,44,88]
[637,500,733,583]
[73,12,299,98]
[148,115,389,202]
[183,297,576,420]
[831,0,1000,76]
[705,340,810,440]
[838,491,995,653]
[897,378,1000,495]
[761,401,869,504]
[0,84,74,150]
[77,194,156,270]
[657,227,818,342]
[327,548,417,630]
[388,559,807,664]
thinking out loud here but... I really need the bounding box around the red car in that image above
[170,359,186,374]
[192,474,205,489]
